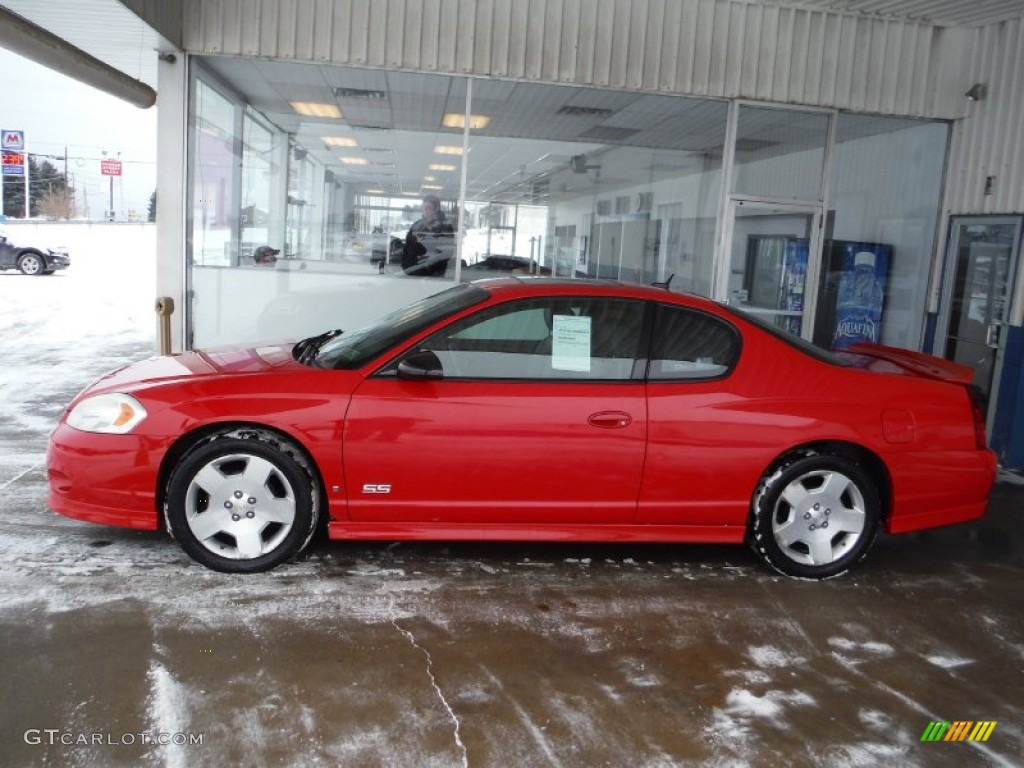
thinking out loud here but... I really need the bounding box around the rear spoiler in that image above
[844,343,975,385]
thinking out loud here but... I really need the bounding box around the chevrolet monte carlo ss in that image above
[47,278,996,578]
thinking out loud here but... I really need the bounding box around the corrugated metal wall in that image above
[182,0,972,118]
[944,18,1024,213]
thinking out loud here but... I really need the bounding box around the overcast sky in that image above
[1,47,157,219]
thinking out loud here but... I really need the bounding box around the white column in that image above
[155,50,188,352]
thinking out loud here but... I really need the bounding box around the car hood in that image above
[84,343,305,394]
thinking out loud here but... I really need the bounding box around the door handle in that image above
[986,323,1001,348]
[588,411,632,429]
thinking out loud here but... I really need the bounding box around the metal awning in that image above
[0,0,165,106]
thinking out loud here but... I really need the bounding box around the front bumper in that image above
[47,251,71,271]
[46,423,161,530]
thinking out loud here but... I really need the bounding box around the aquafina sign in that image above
[832,249,885,349]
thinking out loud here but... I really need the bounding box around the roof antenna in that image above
[652,273,674,291]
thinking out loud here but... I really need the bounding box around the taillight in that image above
[966,385,988,449]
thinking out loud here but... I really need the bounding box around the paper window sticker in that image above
[552,315,591,372]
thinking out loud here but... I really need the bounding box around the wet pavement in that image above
[1,245,1022,767]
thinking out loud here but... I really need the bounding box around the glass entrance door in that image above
[938,217,1023,433]
[722,201,822,339]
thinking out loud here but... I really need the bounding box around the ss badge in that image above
[362,483,392,494]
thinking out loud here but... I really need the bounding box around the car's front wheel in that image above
[18,253,44,276]
[748,452,880,579]
[165,429,320,573]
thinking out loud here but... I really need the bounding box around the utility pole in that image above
[23,153,30,219]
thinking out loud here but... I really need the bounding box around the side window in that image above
[649,304,740,380]
[413,297,645,380]
[451,306,550,342]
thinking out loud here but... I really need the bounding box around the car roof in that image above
[472,276,711,306]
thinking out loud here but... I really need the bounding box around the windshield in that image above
[721,304,851,366]
[313,283,489,369]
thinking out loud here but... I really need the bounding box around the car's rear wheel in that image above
[18,253,44,276]
[749,452,880,579]
[165,429,320,573]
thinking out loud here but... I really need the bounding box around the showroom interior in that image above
[3,0,1024,467]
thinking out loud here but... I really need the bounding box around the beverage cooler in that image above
[813,241,893,349]
[744,236,809,336]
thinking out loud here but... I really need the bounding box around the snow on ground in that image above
[0,228,1022,767]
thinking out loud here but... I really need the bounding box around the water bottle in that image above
[832,250,884,349]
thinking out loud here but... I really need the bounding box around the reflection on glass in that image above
[192,80,237,266]
[189,62,728,347]
[240,114,277,265]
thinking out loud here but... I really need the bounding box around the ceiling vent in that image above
[335,87,388,100]
[556,105,614,118]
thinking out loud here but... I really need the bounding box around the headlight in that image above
[66,393,147,434]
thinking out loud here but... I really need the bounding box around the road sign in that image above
[101,159,123,176]
[2,151,25,176]
[2,130,25,151]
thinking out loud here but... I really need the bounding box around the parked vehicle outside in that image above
[0,227,70,275]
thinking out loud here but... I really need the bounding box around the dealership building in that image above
[3,0,1024,466]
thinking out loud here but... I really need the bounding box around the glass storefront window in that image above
[192,79,238,266]
[240,114,278,264]
[462,80,726,294]
[732,105,829,202]
[187,61,729,347]
[817,116,948,350]
[185,59,945,356]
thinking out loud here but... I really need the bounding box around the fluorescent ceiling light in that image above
[339,156,368,165]
[423,176,437,181]
[321,136,357,147]
[429,163,457,171]
[366,188,385,194]
[434,145,463,156]
[442,113,491,129]
[291,101,342,118]
[422,184,442,190]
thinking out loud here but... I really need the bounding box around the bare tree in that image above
[38,188,75,220]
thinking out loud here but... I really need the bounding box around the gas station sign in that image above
[2,151,25,176]
[2,130,24,151]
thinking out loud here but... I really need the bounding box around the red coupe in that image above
[47,278,996,578]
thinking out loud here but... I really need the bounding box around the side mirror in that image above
[397,349,444,380]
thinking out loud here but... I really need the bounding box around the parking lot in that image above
[0,228,1021,767]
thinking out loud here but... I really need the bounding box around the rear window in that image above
[649,304,740,380]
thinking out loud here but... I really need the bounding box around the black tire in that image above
[164,429,320,573]
[18,252,44,276]
[748,452,880,579]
